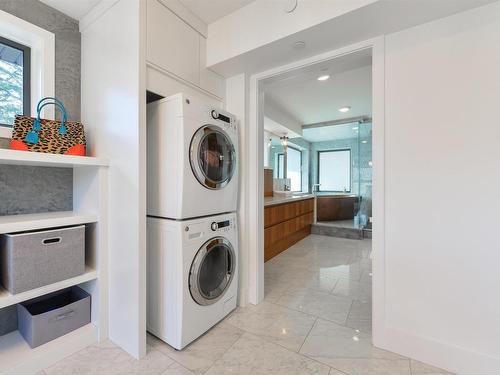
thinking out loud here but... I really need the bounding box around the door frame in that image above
[246,36,386,344]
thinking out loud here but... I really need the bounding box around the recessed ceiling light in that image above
[339,106,351,113]
[317,75,330,81]
[361,140,368,144]
[352,126,359,131]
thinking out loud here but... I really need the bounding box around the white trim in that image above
[0,126,11,138]
[0,9,55,120]
[246,39,386,330]
[79,0,120,33]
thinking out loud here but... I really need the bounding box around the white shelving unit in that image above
[0,151,109,375]
[0,149,108,167]
[0,211,98,234]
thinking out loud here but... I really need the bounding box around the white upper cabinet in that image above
[199,36,225,100]
[147,0,200,86]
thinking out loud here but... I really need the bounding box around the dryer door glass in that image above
[190,126,236,189]
[190,237,235,306]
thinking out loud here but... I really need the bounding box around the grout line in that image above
[298,317,318,354]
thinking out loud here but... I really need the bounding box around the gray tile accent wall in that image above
[0,0,80,334]
[0,165,73,215]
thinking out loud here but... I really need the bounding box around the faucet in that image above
[312,184,321,194]
[284,184,290,191]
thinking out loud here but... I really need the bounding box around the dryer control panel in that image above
[209,108,237,131]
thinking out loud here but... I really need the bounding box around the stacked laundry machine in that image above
[146,93,239,350]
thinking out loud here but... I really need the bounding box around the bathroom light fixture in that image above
[280,136,289,148]
[338,106,351,113]
[361,140,368,144]
[317,75,330,81]
[352,126,359,131]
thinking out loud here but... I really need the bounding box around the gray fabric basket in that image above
[17,286,91,348]
[1,225,85,294]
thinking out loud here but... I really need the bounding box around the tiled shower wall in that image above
[0,0,80,333]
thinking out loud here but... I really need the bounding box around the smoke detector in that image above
[283,0,298,13]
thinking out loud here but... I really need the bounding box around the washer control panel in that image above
[210,218,235,233]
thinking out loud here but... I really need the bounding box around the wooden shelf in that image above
[0,211,98,234]
[0,324,97,374]
[0,267,98,309]
[0,149,108,168]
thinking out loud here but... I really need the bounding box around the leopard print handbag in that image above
[10,97,86,156]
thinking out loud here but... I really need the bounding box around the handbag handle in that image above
[36,101,68,134]
[25,98,68,144]
[36,97,66,113]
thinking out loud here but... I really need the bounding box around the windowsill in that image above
[0,126,12,139]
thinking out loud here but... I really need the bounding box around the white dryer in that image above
[146,213,238,350]
[147,93,238,220]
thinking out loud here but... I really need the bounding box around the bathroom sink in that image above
[273,191,294,197]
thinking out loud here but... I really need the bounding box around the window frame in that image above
[275,146,302,192]
[0,35,31,127]
[276,152,284,179]
[0,9,55,138]
[286,145,302,192]
[317,148,352,193]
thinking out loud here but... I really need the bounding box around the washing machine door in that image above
[190,125,236,190]
[189,237,236,306]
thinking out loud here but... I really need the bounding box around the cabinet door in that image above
[147,0,200,85]
[199,36,225,99]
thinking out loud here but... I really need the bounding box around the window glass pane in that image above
[0,41,24,125]
[276,154,284,178]
[319,150,351,191]
[287,147,301,192]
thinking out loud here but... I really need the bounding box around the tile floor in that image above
[42,235,454,375]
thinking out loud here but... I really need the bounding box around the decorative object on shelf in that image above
[17,286,91,348]
[10,97,86,156]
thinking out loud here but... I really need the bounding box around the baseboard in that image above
[375,326,500,375]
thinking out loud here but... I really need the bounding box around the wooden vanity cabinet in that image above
[264,198,314,262]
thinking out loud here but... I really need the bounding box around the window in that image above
[318,149,351,192]
[287,147,302,192]
[0,36,30,126]
[275,147,302,192]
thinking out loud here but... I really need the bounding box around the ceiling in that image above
[179,0,255,24]
[302,122,371,143]
[39,0,255,24]
[263,49,372,131]
[39,0,101,20]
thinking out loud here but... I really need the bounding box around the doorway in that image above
[245,38,386,346]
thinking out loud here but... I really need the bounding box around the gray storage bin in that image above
[1,225,85,294]
[17,286,91,348]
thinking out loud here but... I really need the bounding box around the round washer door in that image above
[190,125,236,190]
[189,237,236,306]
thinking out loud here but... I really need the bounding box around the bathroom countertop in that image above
[264,193,315,207]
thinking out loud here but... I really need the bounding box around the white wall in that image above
[81,0,146,359]
[207,0,377,67]
[264,98,302,136]
[382,2,500,374]
[225,74,249,306]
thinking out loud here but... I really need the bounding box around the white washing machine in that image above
[146,213,238,350]
[147,93,238,220]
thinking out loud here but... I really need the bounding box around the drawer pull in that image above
[53,310,75,321]
[42,237,62,245]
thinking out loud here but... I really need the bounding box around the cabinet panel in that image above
[199,36,225,99]
[264,198,314,262]
[147,0,200,86]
